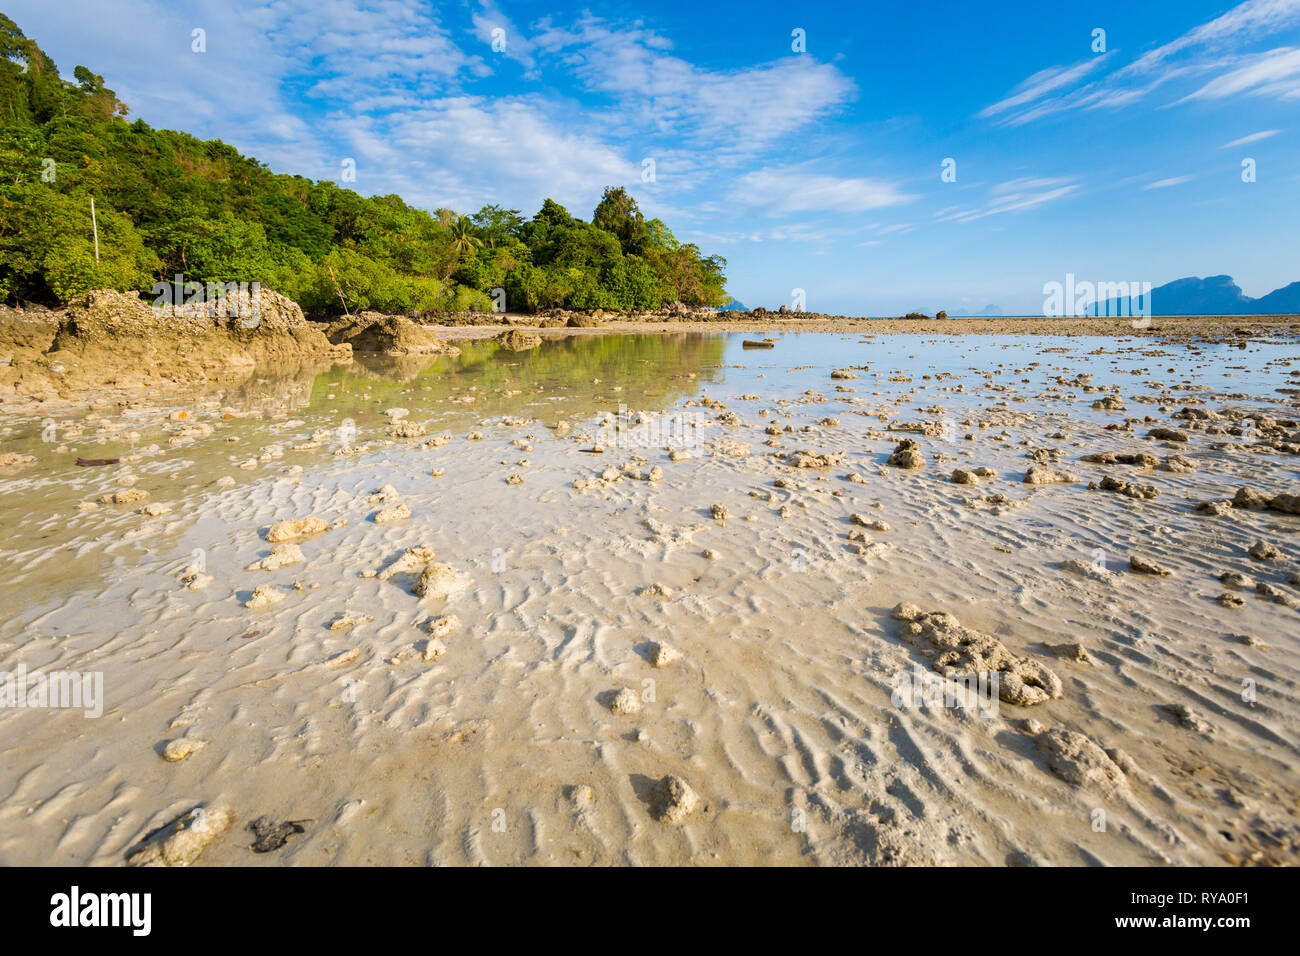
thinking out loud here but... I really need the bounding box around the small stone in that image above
[377,546,436,581]
[328,613,373,631]
[1233,487,1270,511]
[1047,642,1093,664]
[1248,539,1283,561]
[1023,465,1077,485]
[245,542,304,571]
[1164,703,1213,734]
[265,516,328,542]
[325,647,361,668]
[101,488,150,505]
[1128,554,1170,576]
[1256,581,1295,607]
[414,563,471,600]
[648,641,682,667]
[891,601,925,621]
[162,738,206,762]
[426,615,461,639]
[1219,571,1254,590]
[887,439,925,469]
[649,774,700,824]
[1035,728,1126,792]
[244,584,285,609]
[181,572,213,591]
[609,688,641,715]
[388,419,426,438]
[125,806,234,867]
[372,503,411,524]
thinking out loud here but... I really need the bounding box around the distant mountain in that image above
[1098,275,1300,316]
[976,304,1002,317]
[1253,281,1300,314]
[718,299,747,311]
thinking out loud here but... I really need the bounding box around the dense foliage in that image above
[0,15,728,312]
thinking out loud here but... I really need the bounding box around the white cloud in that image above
[728,168,914,215]
[330,95,640,214]
[690,222,876,245]
[1181,46,1300,100]
[980,0,1300,124]
[532,16,855,155]
[979,57,1111,119]
[470,0,536,72]
[1221,129,1282,146]
[1144,176,1194,189]
[935,178,1079,223]
[1120,0,1300,77]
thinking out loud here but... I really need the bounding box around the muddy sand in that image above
[0,302,1298,866]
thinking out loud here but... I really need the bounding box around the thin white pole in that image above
[90,196,100,261]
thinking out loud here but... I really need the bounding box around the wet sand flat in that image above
[1,330,1298,866]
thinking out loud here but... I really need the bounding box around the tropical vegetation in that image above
[0,14,728,312]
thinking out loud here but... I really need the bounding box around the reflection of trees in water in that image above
[204,334,726,425]
[349,353,457,384]
[458,332,725,393]
[214,361,324,417]
[309,333,727,424]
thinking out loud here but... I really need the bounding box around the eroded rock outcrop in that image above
[3,288,349,403]
[495,328,543,351]
[326,310,459,356]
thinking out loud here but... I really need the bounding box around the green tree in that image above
[592,186,649,254]
[448,215,483,264]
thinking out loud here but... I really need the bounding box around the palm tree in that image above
[449,216,482,262]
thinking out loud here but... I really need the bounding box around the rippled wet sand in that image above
[1,330,1297,866]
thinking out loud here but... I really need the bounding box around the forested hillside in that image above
[0,14,728,312]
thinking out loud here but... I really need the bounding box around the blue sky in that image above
[9,0,1300,314]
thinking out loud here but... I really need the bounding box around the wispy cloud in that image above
[1144,176,1194,189]
[727,167,914,215]
[532,15,855,156]
[1180,46,1300,100]
[935,177,1079,223]
[470,0,536,72]
[979,57,1111,119]
[980,0,1300,125]
[1221,128,1282,146]
[1120,0,1300,76]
